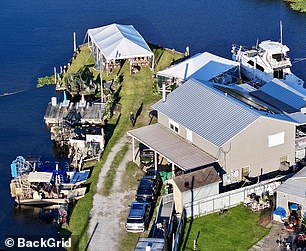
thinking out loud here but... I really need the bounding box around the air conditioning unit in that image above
[279,161,290,171]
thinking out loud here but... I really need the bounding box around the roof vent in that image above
[225,92,228,96]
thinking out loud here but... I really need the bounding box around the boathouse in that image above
[85,23,154,74]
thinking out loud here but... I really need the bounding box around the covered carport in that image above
[127,123,217,175]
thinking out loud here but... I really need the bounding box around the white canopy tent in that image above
[157,52,239,84]
[85,23,154,73]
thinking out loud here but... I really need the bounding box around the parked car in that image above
[143,169,162,193]
[125,201,152,233]
[136,178,158,202]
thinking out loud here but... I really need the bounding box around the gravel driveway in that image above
[87,136,133,251]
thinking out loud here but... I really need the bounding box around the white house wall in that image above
[222,116,295,180]
[157,111,295,183]
[157,112,219,157]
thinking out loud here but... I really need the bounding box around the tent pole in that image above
[130,59,132,75]
[151,55,155,71]
[100,63,103,103]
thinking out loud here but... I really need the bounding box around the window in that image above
[247,60,254,66]
[268,131,285,148]
[169,119,179,133]
[256,64,264,72]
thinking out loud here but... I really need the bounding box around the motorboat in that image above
[231,40,304,93]
[10,156,89,205]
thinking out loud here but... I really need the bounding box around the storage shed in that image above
[169,166,221,213]
[276,167,306,217]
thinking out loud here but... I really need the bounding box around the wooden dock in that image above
[44,98,106,126]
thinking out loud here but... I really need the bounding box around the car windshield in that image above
[139,179,153,186]
[127,218,144,224]
[132,203,144,210]
[137,188,153,195]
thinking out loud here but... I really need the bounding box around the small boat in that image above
[231,39,304,93]
[39,204,68,224]
[10,156,89,205]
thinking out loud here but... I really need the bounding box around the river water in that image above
[0,0,305,249]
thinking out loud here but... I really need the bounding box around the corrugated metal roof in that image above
[157,52,239,81]
[152,79,260,147]
[276,167,306,198]
[287,112,306,125]
[127,123,217,171]
[173,166,221,192]
[251,78,306,113]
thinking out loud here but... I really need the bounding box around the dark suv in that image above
[125,201,152,233]
[136,178,158,202]
[143,169,162,192]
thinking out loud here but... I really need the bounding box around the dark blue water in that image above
[0,0,305,249]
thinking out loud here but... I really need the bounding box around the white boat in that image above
[231,40,304,92]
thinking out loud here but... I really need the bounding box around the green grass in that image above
[285,0,306,12]
[101,143,130,196]
[37,75,55,88]
[120,161,144,192]
[181,204,270,251]
[63,45,184,250]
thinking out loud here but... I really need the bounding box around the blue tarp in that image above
[273,207,287,218]
[10,163,17,178]
[71,170,90,184]
[290,204,299,211]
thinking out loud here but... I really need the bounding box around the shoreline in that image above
[284,0,306,13]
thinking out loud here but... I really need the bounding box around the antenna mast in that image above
[280,20,283,45]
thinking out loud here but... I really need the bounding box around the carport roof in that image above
[276,167,306,198]
[127,123,217,171]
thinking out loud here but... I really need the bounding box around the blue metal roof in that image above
[152,79,260,147]
[287,112,306,124]
[251,79,306,113]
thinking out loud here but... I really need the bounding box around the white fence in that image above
[184,178,282,218]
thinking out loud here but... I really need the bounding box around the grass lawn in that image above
[62,44,184,250]
[181,204,270,251]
